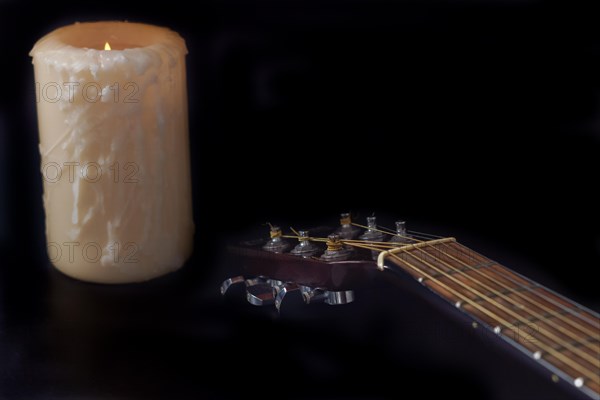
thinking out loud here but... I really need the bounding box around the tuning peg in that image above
[300,285,327,304]
[262,226,291,253]
[324,290,355,305]
[220,276,245,295]
[359,216,385,242]
[220,276,355,309]
[274,282,302,311]
[359,216,386,260]
[245,279,276,306]
[320,234,353,261]
[388,220,412,244]
[221,276,277,306]
[300,285,355,305]
[290,230,321,257]
[335,212,361,239]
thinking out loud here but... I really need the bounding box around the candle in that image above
[30,21,194,283]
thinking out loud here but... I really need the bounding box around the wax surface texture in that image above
[31,22,194,283]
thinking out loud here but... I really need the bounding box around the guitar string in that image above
[329,235,599,348]
[282,221,594,324]
[345,221,436,243]
[350,222,421,242]
[386,252,599,382]
[351,222,447,244]
[280,235,596,380]
[414,244,600,358]
[447,241,600,326]
[437,241,600,335]
[281,235,404,248]
[433,242,600,340]
[283,228,599,348]
[361,223,599,333]
[407,229,444,239]
[398,248,599,368]
[404,233,435,241]
[386,251,599,381]
[342,237,600,333]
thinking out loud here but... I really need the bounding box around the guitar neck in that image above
[377,238,600,399]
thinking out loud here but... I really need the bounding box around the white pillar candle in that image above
[30,21,194,283]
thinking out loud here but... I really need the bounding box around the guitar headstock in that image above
[223,213,600,399]
[221,213,422,311]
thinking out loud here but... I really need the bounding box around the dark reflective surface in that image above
[1,0,598,398]
[0,226,597,399]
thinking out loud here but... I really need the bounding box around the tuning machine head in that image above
[290,230,321,257]
[320,234,353,261]
[221,275,355,312]
[262,226,291,253]
[335,212,361,239]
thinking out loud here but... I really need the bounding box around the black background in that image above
[0,0,598,399]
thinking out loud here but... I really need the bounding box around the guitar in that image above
[221,213,600,399]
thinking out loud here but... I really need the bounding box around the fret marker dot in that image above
[471,322,478,329]
[533,351,542,360]
[574,378,584,388]
[493,326,502,335]
[417,277,424,283]
[551,375,559,383]
[455,301,462,308]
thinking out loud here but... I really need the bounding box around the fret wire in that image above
[439,241,600,339]
[521,309,572,324]
[552,337,600,353]
[448,242,600,328]
[420,260,495,282]
[415,244,600,361]
[456,303,567,355]
[469,284,539,304]
[386,252,599,381]
[400,248,599,369]
[437,241,599,329]
[301,230,599,387]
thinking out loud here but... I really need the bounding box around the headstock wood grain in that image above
[222,213,600,399]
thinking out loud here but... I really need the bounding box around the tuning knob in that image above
[300,286,355,305]
[290,230,321,257]
[246,282,275,306]
[388,220,411,244]
[262,226,291,253]
[244,277,278,306]
[335,212,361,239]
[300,286,327,304]
[274,282,302,311]
[359,216,385,242]
[325,290,354,305]
[320,234,353,261]
[359,216,385,260]
[220,277,355,309]
[220,276,245,295]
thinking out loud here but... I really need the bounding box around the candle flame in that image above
[104,42,111,51]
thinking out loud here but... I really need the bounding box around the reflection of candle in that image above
[30,21,194,283]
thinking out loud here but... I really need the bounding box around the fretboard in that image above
[377,238,600,399]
